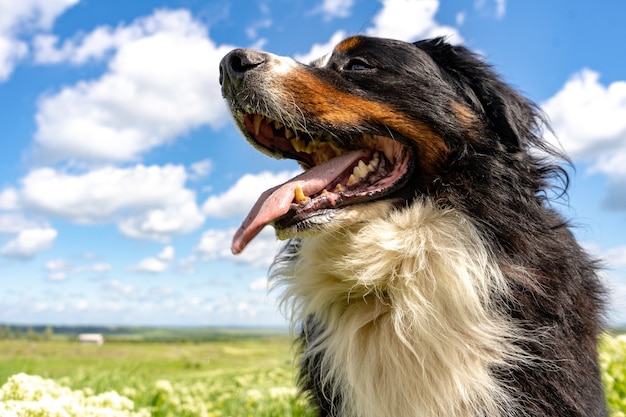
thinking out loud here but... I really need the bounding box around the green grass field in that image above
[0,332,314,417]
[1,329,625,416]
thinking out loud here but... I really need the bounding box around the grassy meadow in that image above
[0,327,314,416]
[0,326,625,416]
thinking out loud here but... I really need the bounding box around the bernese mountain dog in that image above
[219,35,607,417]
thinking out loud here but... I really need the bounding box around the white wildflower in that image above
[245,388,263,403]
[0,373,149,417]
[269,386,297,399]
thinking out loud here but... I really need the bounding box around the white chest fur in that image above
[273,201,526,417]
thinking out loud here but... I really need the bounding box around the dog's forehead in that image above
[308,36,365,67]
[334,36,362,52]
[308,35,418,68]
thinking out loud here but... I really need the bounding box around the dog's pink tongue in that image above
[232,150,368,254]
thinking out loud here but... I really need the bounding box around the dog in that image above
[219,35,607,417]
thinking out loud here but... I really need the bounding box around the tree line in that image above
[0,325,55,341]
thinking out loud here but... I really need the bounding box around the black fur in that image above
[222,35,607,416]
[301,38,605,416]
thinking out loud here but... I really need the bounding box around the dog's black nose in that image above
[219,48,267,87]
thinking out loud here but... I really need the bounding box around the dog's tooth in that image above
[296,137,307,153]
[252,114,263,136]
[357,160,368,177]
[346,174,358,186]
[292,136,305,152]
[294,184,309,203]
[273,120,284,129]
[368,152,380,171]
[284,128,294,139]
[351,160,367,179]
[321,189,330,195]
[305,141,316,154]
[380,139,399,163]
[333,183,344,192]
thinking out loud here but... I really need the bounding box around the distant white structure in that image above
[78,333,104,345]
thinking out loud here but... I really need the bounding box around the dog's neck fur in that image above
[273,200,528,417]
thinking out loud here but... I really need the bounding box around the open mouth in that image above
[231,112,414,254]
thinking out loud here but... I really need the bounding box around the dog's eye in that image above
[344,59,372,71]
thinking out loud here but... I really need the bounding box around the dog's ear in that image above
[414,38,543,153]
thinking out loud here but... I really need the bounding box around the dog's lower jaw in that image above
[273,201,398,242]
[271,200,526,417]
[273,211,335,242]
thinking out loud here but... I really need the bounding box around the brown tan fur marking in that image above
[334,36,361,53]
[283,68,449,174]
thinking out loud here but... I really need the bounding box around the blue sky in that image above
[0,0,625,327]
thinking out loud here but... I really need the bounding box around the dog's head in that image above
[220,35,556,254]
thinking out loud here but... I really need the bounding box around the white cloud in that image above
[195,226,282,269]
[17,166,152,221]
[586,244,626,325]
[32,9,234,163]
[0,36,27,81]
[195,228,231,259]
[118,199,205,241]
[43,257,112,280]
[45,258,69,271]
[14,164,204,241]
[200,170,301,267]
[295,30,346,64]
[249,277,269,292]
[603,270,626,326]
[209,293,280,322]
[0,213,39,234]
[474,0,506,20]
[132,257,169,273]
[456,12,467,26]
[542,69,626,162]
[495,0,506,18]
[177,254,197,274]
[312,0,355,20]
[366,0,462,43]
[33,23,140,65]
[92,263,112,273]
[244,2,272,41]
[203,170,300,218]
[189,159,213,181]
[0,0,79,33]
[103,280,137,300]
[32,8,208,64]
[612,280,626,324]
[541,69,626,211]
[47,271,67,281]
[295,0,462,64]
[0,0,78,82]
[245,18,272,40]
[3,280,286,326]
[157,245,175,262]
[132,245,175,273]
[0,188,20,210]
[607,246,626,268]
[0,227,57,259]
